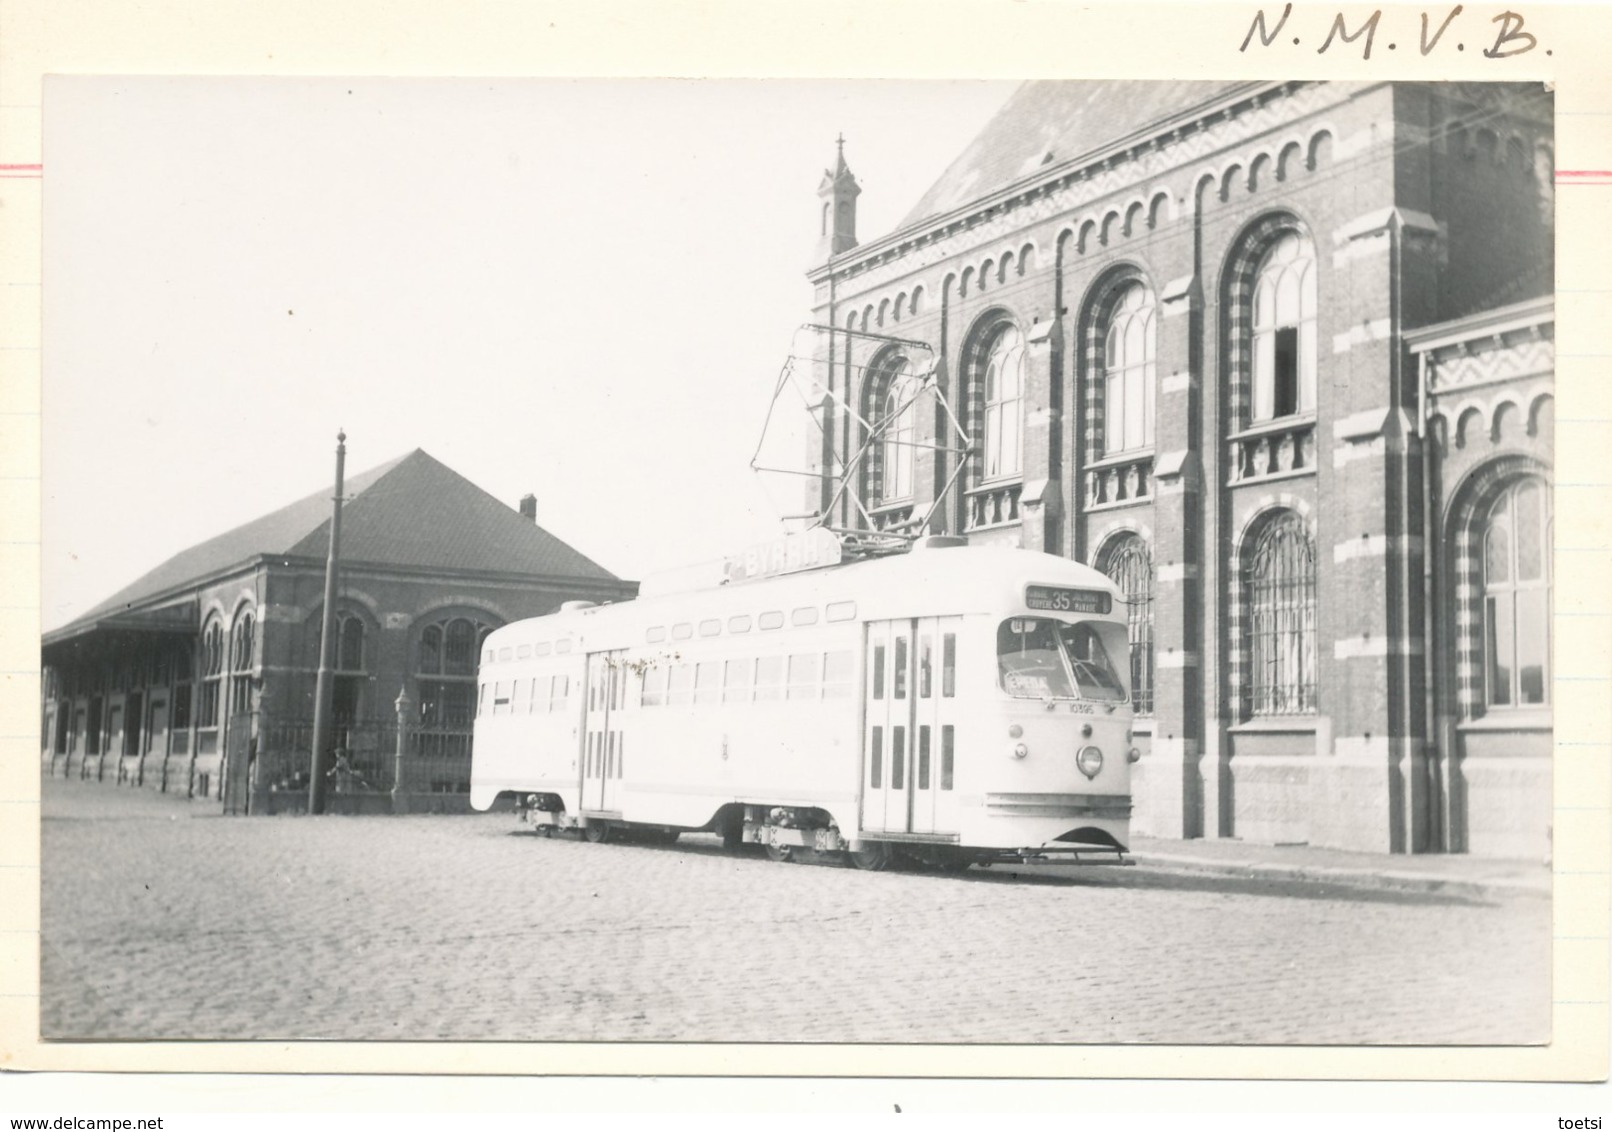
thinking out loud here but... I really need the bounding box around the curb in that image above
[1129,851,1552,898]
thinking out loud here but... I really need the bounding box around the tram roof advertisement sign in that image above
[722,527,844,585]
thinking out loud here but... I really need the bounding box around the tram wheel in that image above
[766,843,794,863]
[848,843,890,872]
[584,823,611,844]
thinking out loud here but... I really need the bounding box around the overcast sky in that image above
[42,78,1016,629]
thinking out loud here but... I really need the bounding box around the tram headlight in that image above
[1076,745,1104,779]
[1011,742,1029,759]
[1127,747,1142,764]
[1007,724,1023,739]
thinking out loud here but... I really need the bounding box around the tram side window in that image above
[787,653,819,700]
[941,725,955,790]
[668,664,695,706]
[872,645,886,700]
[527,676,542,714]
[694,661,723,705]
[893,636,909,699]
[822,651,854,699]
[723,658,753,703]
[477,682,486,717]
[642,664,668,708]
[550,674,570,713]
[918,636,933,698]
[753,656,784,701]
[942,634,956,697]
[826,600,857,623]
[870,726,883,788]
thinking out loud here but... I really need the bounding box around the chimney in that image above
[518,494,537,522]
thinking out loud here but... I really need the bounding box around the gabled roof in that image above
[898,80,1251,230]
[61,449,622,632]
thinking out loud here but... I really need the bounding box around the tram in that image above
[469,534,1137,869]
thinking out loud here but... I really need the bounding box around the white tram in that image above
[469,536,1137,869]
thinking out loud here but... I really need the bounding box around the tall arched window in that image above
[334,612,367,725]
[981,324,1025,480]
[1102,283,1157,455]
[228,609,255,714]
[417,614,496,759]
[197,618,224,729]
[1482,476,1551,707]
[877,358,918,504]
[1101,535,1155,715]
[1251,232,1318,422]
[1245,511,1316,716]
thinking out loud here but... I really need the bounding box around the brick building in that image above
[806,81,1553,856]
[41,449,636,811]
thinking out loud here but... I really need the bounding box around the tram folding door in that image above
[581,651,628,814]
[861,617,964,838]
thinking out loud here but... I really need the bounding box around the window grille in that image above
[1245,512,1316,716]
[1102,535,1155,715]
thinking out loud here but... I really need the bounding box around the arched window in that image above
[1251,232,1317,422]
[1245,511,1316,716]
[1102,282,1157,454]
[197,619,224,729]
[229,610,255,714]
[1481,477,1551,707]
[334,612,367,725]
[981,323,1025,480]
[880,359,918,503]
[416,614,496,759]
[1100,535,1155,715]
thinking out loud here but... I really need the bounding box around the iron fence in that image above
[254,716,474,798]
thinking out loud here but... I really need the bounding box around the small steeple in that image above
[815,133,861,263]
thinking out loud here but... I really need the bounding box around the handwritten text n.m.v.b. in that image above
[1240,6,1544,59]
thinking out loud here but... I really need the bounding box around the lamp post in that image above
[391,685,412,815]
[307,429,346,815]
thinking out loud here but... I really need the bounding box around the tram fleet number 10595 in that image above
[470,541,1139,871]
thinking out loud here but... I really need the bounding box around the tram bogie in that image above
[472,542,1138,870]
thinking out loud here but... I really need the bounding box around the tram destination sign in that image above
[1024,585,1112,615]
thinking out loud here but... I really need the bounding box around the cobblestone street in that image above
[39,778,1551,1044]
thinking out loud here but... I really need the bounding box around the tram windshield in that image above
[997,618,1127,702]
